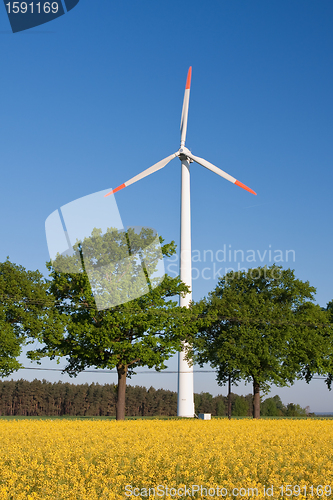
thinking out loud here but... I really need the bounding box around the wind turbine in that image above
[105,67,256,417]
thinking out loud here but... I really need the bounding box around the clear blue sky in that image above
[1,0,333,411]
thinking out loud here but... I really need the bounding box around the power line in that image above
[18,367,327,379]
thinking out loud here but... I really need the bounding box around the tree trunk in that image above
[227,374,232,420]
[116,364,128,420]
[253,378,260,419]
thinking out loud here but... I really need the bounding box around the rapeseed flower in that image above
[0,419,331,499]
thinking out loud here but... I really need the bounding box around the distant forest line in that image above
[0,379,310,417]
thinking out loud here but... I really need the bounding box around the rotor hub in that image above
[178,147,193,162]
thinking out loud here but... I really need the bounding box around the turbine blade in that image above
[104,153,178,197]
[187,153,257,195]
[180,67,192,146]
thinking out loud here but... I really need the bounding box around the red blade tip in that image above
[185,67,192,90]
[104,183,126,197]
[235,180,257,195]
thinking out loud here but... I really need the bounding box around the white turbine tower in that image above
[105,67,256,417]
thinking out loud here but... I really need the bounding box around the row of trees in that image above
[190,266,333,418]
[0,379,309,417]
[0,232,191,421]
[1,228,333,419]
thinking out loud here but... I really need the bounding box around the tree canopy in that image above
[190,265,332,418]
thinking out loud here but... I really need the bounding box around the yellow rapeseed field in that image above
[0,419,332,500]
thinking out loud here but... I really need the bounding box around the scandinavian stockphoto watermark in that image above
[166,245,296,281]
[125,484,260,498]
[125,484,332,497]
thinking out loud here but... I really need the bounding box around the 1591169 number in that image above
[5,2,59,13]
[279,484,331,496]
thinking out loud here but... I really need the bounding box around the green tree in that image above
[28,228,191,420]
[233,395,249,416]
[191,265,332,419]
[286,403,307,417]
[0,259,62,377]
[261,396,280,416]
[194,392,214,414]
[322,300,333,390]
[215,396,225,417]
[190,300,243,419]
[288,301,332,388]
[326,300,333,322]
[272,395,286,415]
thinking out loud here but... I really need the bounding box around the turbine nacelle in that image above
[178,146,193,162]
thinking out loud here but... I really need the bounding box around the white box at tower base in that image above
[198,413,211,420]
